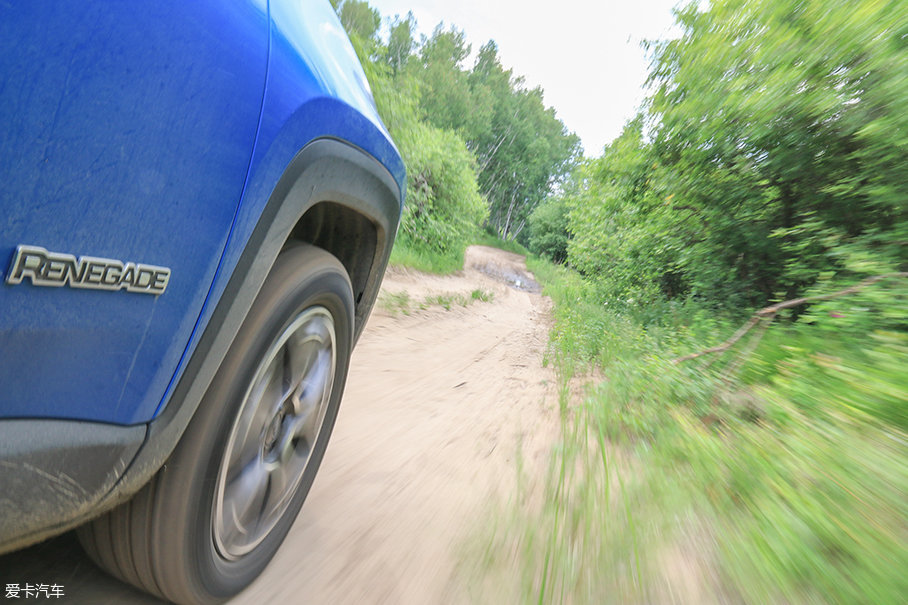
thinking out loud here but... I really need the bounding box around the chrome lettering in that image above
[6,245,170,295]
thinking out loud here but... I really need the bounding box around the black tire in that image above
[78,244,354,604]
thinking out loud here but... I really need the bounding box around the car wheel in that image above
[77,244,354,604]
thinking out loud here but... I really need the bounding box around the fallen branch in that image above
[672,272,908,364]
[674,315,763,365]
[718,316,771,381]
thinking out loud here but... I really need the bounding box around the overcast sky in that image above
[366,0,682,156]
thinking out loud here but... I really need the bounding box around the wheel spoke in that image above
[280,414,314,464]
[265,457,296,509]
[221,457,269,545]
[279,344,296,401]
[284,336,318,401]
[294,349,331,416]
[213,306,338,560]
[231,355,283,469]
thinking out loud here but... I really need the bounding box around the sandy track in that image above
[234,245,559,604]
[0,246,559,604]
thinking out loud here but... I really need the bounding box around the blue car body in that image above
[0,0,403,554]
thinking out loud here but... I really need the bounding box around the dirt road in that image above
[0,246,559,603]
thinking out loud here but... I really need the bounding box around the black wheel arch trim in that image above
[111,138,402,508]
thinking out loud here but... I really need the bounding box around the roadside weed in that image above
[506,255,907,603]
[389,240,464,274]
[380,289,495,315]
[471,288,494,302]
[378,290,412,316]
[424,289,494,311]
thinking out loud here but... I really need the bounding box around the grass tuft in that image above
[389,240,464,274]
[379,288,494,316]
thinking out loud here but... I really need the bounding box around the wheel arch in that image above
[261,139,401,341]
[92,137,401,517]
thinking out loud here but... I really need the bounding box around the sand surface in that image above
[234,245,558,603]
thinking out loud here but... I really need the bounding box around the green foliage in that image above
[527,195,570,263]
[413,34,581,242]
[333,1,576,262]
[566,120,685,308]
[415,25,475,133]
[536,0,907,314]
[515,3,908,598]
[385,12,416,74]
[388,239,464,274]
[474,229,529,256]
[652,0,907,304]
[518,256,908,603]
[337,0,380,41]
[335,3,487,261]
[395,122,487,255]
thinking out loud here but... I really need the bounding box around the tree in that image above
[333,2,486,258]
[337,0,380,42]
[386,12,416,74]
[528,195,571,264]
[566,119,682,305]
[644,0,907,307]
[462,42,580,241]
[334,1,580,253]
[546,0,908,310]
[415,25,474,133]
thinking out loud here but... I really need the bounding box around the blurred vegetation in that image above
[527,194,571,264]
[515,256,907,603]
[474,228,530,256]
[510,0,908,602]
[555,0,907,311]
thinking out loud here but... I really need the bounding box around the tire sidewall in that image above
[156,248,353,602]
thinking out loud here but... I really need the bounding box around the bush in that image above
[527,196,570,263]
[395,121,487,257]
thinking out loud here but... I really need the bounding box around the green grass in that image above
[502,256,908,604]
[377,290,413,316]
[423,293,462,311]
[388,239,464,274]
[389,233,531,275]
[388,227,537,278]
[471,288,493,302]
[378,288,494,315]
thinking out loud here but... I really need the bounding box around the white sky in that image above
[366,0,683,156]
